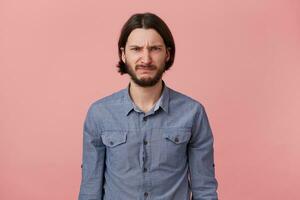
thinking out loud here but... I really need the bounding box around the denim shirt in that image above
[78,81,218,200]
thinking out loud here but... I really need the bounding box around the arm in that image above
[188,104,218,200]
[78,104,106,200]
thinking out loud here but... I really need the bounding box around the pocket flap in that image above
[101,131,127,147]
[163,129,191,144]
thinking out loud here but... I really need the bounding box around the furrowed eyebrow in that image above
[128,45,141,48]
[128,45,164,48]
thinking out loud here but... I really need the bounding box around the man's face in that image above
[121,28,170,87]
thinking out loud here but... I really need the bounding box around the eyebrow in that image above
[128,45,164,48]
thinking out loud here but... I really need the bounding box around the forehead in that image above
[126,28,165,46]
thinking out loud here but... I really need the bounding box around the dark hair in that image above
[117,12,176,75]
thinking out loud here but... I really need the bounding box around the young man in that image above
[78,12,218,200]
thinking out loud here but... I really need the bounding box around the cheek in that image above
[126,54,140,63]
[154,55,168,63]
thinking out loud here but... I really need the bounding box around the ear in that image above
[120,47,126,63]
[166,47,171,62]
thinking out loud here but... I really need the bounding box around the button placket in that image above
[143,137,149,173]
[144,192,149,197]
[140,113,147,125]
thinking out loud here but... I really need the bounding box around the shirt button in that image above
[174,137,179,143]
[143,117,147,121]
[109,141,114,145]
[143,167,147,172]
[143,140,148,145]
[144,192,148,197]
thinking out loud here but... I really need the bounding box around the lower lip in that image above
[138,68,154,73]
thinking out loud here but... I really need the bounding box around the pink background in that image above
[1,0,300,199]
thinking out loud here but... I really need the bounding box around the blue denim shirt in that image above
[78,81,218,200]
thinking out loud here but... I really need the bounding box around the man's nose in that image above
[140,49,152,64]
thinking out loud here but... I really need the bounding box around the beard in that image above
[125,62,166,87]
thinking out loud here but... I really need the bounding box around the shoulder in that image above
[87,88,126,113]
[168,87,205,113]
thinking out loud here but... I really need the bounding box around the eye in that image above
[131,47,140,51]
[151,46,161,51]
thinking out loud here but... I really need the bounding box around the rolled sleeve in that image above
[188,104,218,200]
[78,104,105,200]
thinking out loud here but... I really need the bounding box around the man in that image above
[78,12,218,200]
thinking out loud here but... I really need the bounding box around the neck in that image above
[129,80,163,113]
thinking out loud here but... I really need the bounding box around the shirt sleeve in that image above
[78,104,106,200]
[188,104,218,200]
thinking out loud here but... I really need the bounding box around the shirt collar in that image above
[123,80,170,116]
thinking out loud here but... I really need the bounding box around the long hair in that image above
[117,12,176,75]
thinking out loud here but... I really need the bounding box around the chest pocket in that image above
[101,131,128,168]
[160,129,191,168]
[163,131,191,144]
[101,131,127,147]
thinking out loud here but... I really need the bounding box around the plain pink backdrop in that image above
[1,0,300,199]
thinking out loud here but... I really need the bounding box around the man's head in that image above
[117,12,175,87]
